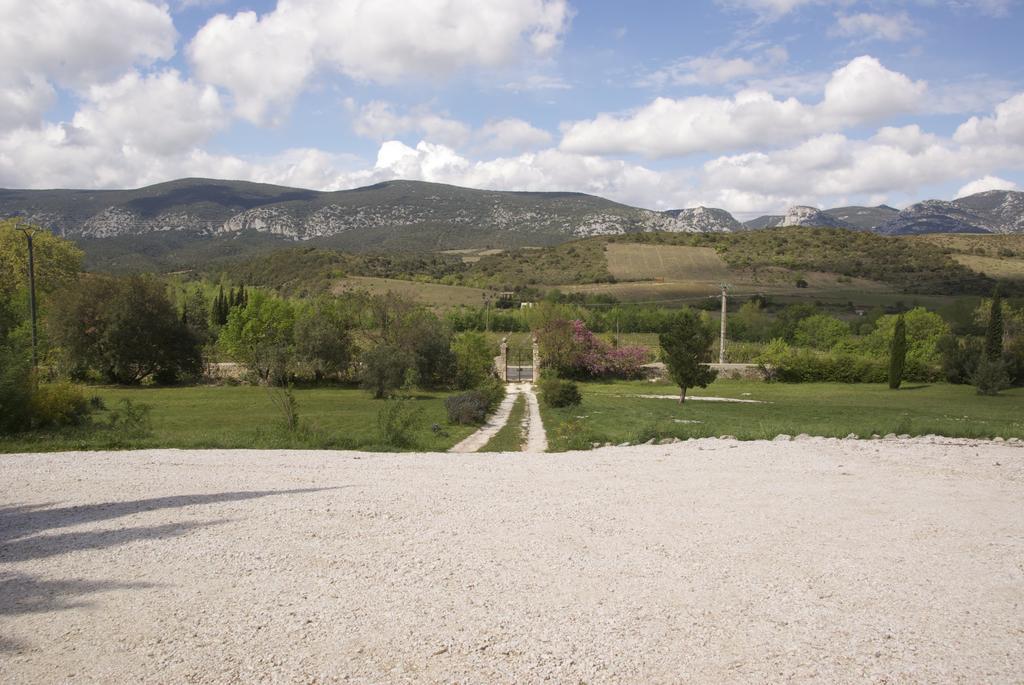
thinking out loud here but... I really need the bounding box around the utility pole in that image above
[719,283,728,365]
[15,220,39,370]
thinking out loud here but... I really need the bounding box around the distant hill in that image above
[824,205,899,231]
[0,178,738,253]
[3,179,1022,268]
[878,191,1024,235]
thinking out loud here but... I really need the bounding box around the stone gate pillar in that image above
[496,337,508,382]
[532,335,541,383]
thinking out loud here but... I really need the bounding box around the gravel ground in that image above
[1,438,1022,683]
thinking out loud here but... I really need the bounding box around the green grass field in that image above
[480,394,527,452]
[0,385,477,453]
[952,254,1024,281]
[540,379,1024,451]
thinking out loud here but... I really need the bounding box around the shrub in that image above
[973,356,1010,396]
[29,383,90,429]
[476,375,506,411]
[105,398,153,438]
[445,390,490,425]
[539,377,582,408]
[377,398,425,448]
[0,343,32,434]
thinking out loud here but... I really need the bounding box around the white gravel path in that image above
[1,438,1022,683]
[449,383,546,453]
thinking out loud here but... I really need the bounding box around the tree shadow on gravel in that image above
[0,488,339,654]
[0,488,338,545]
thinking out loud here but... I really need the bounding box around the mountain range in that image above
[1,178,1022,255]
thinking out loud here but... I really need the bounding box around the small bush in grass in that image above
[539,377,581,408]
[445,391,490,425]
[377,398,424,448]
[105,398,153,437]
[29,383,91,429]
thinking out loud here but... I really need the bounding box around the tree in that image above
[293,297,355,382]
[985,285,1004,360]
[218,291,296,384]
[659,309,718,403]
[452,331,497,389]
[793,314,850,350]
[888,314,907,389]
[360,343,415,399]
[212,285,229,326]
[48,274,201,384]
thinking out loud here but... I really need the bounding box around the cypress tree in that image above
[213,285,228,326]
[228,286,237,308]
[238,284,247,308]
[985,285,1004,361]
[888,314,907,390]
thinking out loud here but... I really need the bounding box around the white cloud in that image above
[0,0,177,127]
[500,74,572,92]
[697,116,1024,212]
[476,119,553,153]
[830,13,920,42]
[954,92,1024,145]
[0,70,229,189]
[560,56,927,158]
[351,102,552,154]
[957,175,1019,197]
[351,101,471,148]
[188,0,571,124]
[639,47,788,88]
[72,70,227,156]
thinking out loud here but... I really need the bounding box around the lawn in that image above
[0,385,478,453]
[540,379,1024,451]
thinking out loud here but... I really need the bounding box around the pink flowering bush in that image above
[538,319,649,379]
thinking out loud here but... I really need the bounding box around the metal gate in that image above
[505,347,534,382]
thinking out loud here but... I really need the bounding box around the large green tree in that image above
[659,310,718,403]
[293,297,355,382]
[218,291,296,384]
[48,274,201,384]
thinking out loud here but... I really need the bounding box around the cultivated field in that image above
[2,443,1021,682]
[605,243,730,283]
[951,254,1024,280]
[331,276,489,308]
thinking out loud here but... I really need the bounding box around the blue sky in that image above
[1,0,1022,216]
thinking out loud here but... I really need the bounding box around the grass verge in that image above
[480,393,527,452]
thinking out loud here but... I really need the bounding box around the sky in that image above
[1,0,1022,217]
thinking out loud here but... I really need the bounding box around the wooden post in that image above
[719,284,727,365]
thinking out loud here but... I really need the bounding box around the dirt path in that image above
[449,383,546,453]
[2,440,1022,683]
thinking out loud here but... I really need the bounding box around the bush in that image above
[105,398,153,438]
[0,344,32,434]
[475,375,506,413]
[377,398,425,448]
[539,377,581,408]
[29,383,91,429]
[445,390,491,425]
[973,356,1010,396]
